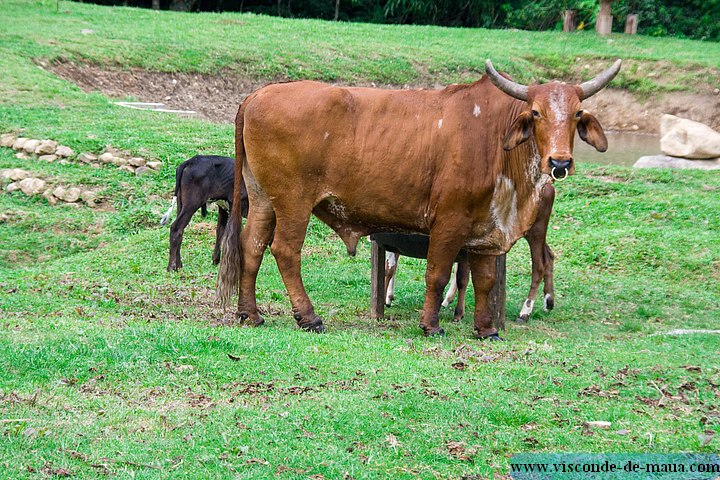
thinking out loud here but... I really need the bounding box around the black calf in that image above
[162,155,248,271]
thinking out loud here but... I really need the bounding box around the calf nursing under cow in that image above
[377,181,555,324]
[218,59,621,338]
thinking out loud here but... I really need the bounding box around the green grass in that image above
[1,2,719,478]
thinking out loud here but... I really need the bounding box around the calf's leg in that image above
[168,201,202,271]
[384,252,399,307]
[212,206,229,265]
[452,261,470,322]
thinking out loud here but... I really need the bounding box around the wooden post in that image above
[595,0,614,35]
[370,241,385,319]
[624,14,638,34]
[563,10,577,32]
[489,254,507,331]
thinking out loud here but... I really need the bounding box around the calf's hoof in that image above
[544,294,554,311]
[237,311,265,327]
[478,333,503,341]
[295,314,325,333]
[420,324,445,337]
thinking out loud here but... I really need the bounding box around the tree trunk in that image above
[334,0,340,21]
[563,9,577,32]
[625,14,638,34]
[596,0,613,35]
[152,0,160,9]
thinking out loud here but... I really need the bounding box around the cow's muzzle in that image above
[549,158,572,181]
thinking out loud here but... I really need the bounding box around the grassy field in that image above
[1,1,719,478]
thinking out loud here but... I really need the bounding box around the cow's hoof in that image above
[515,315,529,324]
[237,311,265,327]
[420,324,445,337]
[296,314,324,333]
[544,294,554,311]
[167,264,180,272]
[478,333,503,341]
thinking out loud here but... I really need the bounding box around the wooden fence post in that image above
[370,241,385,319]
[595,0,614,35]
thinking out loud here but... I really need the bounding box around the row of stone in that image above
[2,168,100,207]
[0,133,162,175]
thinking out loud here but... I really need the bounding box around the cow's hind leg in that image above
[468,253,501,340]
[212,206,229,265]
[542,243,555,311]
[270,210,323,332]
[236,203,275,326]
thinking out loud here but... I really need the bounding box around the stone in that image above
[4,169,31,181]
[146,161,163,171]
[35,140,58,155]
[586,421,612,429]
[119,165,135,174]
[55,145,74,158]
[11,137,29,150]
[98,152,117,164]
[634,155,720,170]
[52,186,67,200]
[39,154,58,162]
[0,134,16,148]
[78,153,98,164]
[128,157,146,167]
[15,152,30,160]
[81,190,98,206]
[6,183,19,193]
[111,157,129,167]
[660,114,720,159]
[62,187,82,203]
[134,166,154,176]
[18,178,47,196]
[43,189,59,206]
[22,139,40,154]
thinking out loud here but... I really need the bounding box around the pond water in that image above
[574,131,660,168]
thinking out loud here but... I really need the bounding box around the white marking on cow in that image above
[473,104,481,117]
[519,298,534,317]
[490,174,518,240]
[324,131,330,141]
[437,119,443,129]
[160,196,177,225]
[385,273,396,306]
[544,293,552,310]
[387,251,397,268]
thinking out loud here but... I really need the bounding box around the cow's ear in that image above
[502,111,533,151]
[577,111,608,152]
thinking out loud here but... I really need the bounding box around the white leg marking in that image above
[442,264,458,307]
[386,252,397,268]
[519,299,534,317]
[385,271,396,305]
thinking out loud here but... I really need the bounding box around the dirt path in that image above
[49,62,720,134]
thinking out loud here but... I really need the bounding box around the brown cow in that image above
[218,59,621,339]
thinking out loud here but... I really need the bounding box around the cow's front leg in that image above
[420,235,465,336]
[467,252,502,340]
[270,211,324,332]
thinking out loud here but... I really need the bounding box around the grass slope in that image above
[0,2,719,478]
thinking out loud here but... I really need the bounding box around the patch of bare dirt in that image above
[47,61,720,134]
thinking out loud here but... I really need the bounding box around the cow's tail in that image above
[160,160,187,225]
[217,101,248,307]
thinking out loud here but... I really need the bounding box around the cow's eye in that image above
[575,110,583,118]
[531,110,541,118]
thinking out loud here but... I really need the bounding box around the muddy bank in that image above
[49,61,720,134]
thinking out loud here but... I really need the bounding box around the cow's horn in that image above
[578,59,622,100]
[485,59,528,101]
